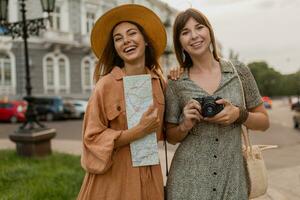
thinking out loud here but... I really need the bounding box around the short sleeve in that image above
[164,81,181,124]
[235,61,263,109]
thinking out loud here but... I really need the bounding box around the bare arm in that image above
[204,99,269,131]
[114,125,144,148]
[166,123,189,144]
[243,103,269,131]
[165,99,202,144]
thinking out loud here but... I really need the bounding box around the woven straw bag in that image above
[229,59,278,199]
[242,129,277,199]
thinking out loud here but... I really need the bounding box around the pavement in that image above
[1,138,299,200]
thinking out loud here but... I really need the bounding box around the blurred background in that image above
[0,0,299,199]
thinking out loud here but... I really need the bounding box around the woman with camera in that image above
[164,8,270,200]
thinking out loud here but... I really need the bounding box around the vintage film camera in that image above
[194,96,224,117]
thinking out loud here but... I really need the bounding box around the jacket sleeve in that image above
[81,83,122,174]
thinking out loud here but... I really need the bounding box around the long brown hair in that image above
[93,21,163,83]
[173,8,220,68]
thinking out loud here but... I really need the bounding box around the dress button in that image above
[117,106,121,111]
[213,172,217,175]
[213,155,217,158]
[215,138,219,142]
[213,188,217,192]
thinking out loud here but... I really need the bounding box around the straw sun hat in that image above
[90,4,167,59]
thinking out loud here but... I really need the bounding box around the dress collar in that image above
[181,58,234,80]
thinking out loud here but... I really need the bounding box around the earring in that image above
[145,42,148,46]
[209,43,214,52]
[182,50,186,62]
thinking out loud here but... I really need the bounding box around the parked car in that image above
[262,96,272,109]
[34,97,65,121]
[291,101,300,111]
[0,100,27,123]
[69,100,88,119]
[62,100,77,119]
[293,111,300,129]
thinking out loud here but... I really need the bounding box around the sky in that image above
[161,0,300,74]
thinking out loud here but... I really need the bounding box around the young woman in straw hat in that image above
[164,8,269,199]
[77,4,172,200]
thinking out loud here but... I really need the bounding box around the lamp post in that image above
[0,0,56,157]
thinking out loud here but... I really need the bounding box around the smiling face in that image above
[179,17,211,58]
[112,22,146,65]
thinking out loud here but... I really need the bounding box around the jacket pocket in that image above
[106,103,124,121]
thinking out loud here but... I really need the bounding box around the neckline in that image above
[185,61,223,96]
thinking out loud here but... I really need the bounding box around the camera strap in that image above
[227,59,250,135]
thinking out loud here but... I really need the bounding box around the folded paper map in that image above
[123,75,159,167]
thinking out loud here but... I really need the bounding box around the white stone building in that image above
[0,0,178,99]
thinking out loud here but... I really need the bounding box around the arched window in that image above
[58,58,66,86]
[81,57,95,93]
[0,52,15,95]
[46,57,54,89]
[43,54,70,94]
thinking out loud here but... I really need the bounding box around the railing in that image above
[0,86,15,96]
[42,29,74,44]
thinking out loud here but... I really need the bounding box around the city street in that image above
[1,99,300,199]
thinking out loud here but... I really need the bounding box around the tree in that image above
[248,61,281,96]
[247,61,300,96]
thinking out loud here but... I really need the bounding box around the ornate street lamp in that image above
[0,0,56,157]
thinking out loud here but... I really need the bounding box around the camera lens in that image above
[207,106,213,113]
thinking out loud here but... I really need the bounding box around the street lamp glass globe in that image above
[40,0,55,13]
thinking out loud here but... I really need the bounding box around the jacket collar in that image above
[111,66,159,81]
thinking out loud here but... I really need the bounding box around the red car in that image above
[262,96,272,109]
[0,100,27,123]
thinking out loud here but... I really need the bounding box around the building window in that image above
[86,12,95,33]
[58,58,66,86]
[0,52,15,95]
[49,6,61,30]
[81,57,94,93]
[46,57,54,87]
[43,54,70,94]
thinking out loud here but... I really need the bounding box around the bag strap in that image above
[163,127,169,176]
[227,59,254,157]
[158,77,169,176]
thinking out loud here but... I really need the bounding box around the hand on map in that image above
[138,105,160,137]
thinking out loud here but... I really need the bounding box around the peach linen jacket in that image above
[77,66,165,200]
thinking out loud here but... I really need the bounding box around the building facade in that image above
[0,0,178,99]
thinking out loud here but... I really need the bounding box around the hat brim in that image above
[91,4,167,59]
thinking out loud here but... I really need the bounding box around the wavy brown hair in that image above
[93,21,163,83]
[173,8,220,68]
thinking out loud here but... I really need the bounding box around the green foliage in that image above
[247,61,300,96]
[0,150,84,200]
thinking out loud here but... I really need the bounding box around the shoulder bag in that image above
[230,60,278,199]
